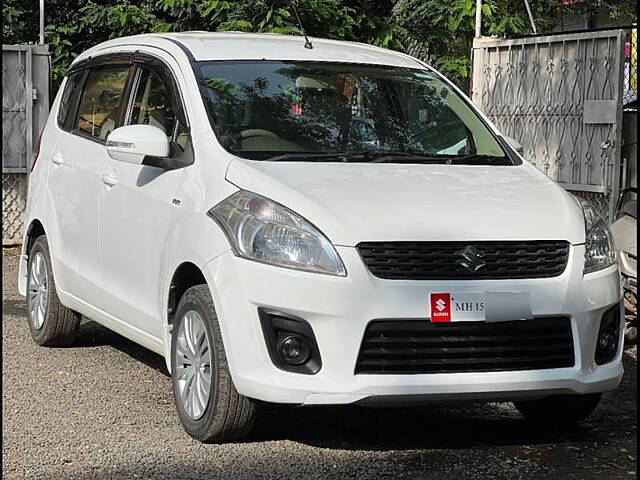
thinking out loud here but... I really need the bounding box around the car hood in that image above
[225,160,585,246]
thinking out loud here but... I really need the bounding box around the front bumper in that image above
[203,245,623,405]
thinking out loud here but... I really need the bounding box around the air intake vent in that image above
[357,241,570,280]
[355,318,575,374]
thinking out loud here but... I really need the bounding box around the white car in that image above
[19,32,623,443]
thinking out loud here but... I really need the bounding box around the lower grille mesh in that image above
[355,318,575,374]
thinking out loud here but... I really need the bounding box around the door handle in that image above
[101,173,118,187]
[52,153,64,166]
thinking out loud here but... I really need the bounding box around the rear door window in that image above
[74,66,131,141]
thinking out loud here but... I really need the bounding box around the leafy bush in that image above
[2,0,636,93]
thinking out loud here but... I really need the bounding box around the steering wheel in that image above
[235,129,280,141]
[99,114,118,140]
[409,121,466,141]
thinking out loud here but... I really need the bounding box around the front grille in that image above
[355,318,575,374]
[357,241,570,280]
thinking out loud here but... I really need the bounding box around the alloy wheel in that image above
[174,310,212,420]
[28,252,48,330]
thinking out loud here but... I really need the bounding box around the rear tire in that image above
[514,393,602,425]
[26,235,81,346]
[171,285,256,443]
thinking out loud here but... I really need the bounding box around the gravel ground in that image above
[2,248,637,480]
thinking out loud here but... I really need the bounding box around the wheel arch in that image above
[167,261,208,326]
[18,219,47,296]
[24,218,46,254]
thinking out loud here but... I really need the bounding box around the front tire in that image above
[171,285,256,443]
[26,235,81,346]
[514,393,602,425]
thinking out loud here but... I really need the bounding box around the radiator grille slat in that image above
[361,343,572,357]
[357,241,570,280]
[355,318,575,374]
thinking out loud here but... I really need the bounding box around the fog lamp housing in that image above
[595,304,622,365]
[258,309,322,374]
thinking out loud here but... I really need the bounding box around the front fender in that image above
[159,210,232,368]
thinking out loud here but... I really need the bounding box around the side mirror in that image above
[106,125,170,165]
[504,135,524,156]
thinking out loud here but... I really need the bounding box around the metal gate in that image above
[471,29,635,222]
[2,44,50,245]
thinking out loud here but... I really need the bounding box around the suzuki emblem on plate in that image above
[430,293,451,322]
[456,246,486,272]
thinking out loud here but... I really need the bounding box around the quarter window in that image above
[74,66,130,140]
[57,72,83,130]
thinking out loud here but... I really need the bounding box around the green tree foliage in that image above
[2,0,636,91]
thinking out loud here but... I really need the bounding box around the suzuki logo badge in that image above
[435,298,447,312]
[456,246,486,272]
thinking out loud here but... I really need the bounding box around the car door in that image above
[97,56,191,339]
[45,62,132,302]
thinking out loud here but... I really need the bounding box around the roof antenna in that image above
[291,1,313,49]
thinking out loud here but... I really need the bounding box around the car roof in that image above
[80,32,424,69]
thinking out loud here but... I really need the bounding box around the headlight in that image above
[575,197,616,273]
[208,190,346,276]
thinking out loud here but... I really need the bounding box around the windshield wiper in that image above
[265,150,448,163]
[369,152,452,163]
[264,152,353,162]
[444,154,512,165]
[371,153,512,165]
[264,151,512,165]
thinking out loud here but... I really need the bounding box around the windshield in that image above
[196,60,512,164]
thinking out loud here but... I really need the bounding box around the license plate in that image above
[429,292,485,322]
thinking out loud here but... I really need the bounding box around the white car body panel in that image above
[204,248,622,404]
[85,32,423,67]
[57,286,165,356]
[45,122,106,302]
[226,159,586,245]
[19,32,623,406]
[97,157,184,339]
[17,81,64,297]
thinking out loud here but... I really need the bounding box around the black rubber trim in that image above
[70,129,107,146]
[142,151,192,170]
[66,52,135,76]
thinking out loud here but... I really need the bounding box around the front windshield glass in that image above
[196,60,511,163]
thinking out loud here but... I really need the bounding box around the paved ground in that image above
[2,248,637,480]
